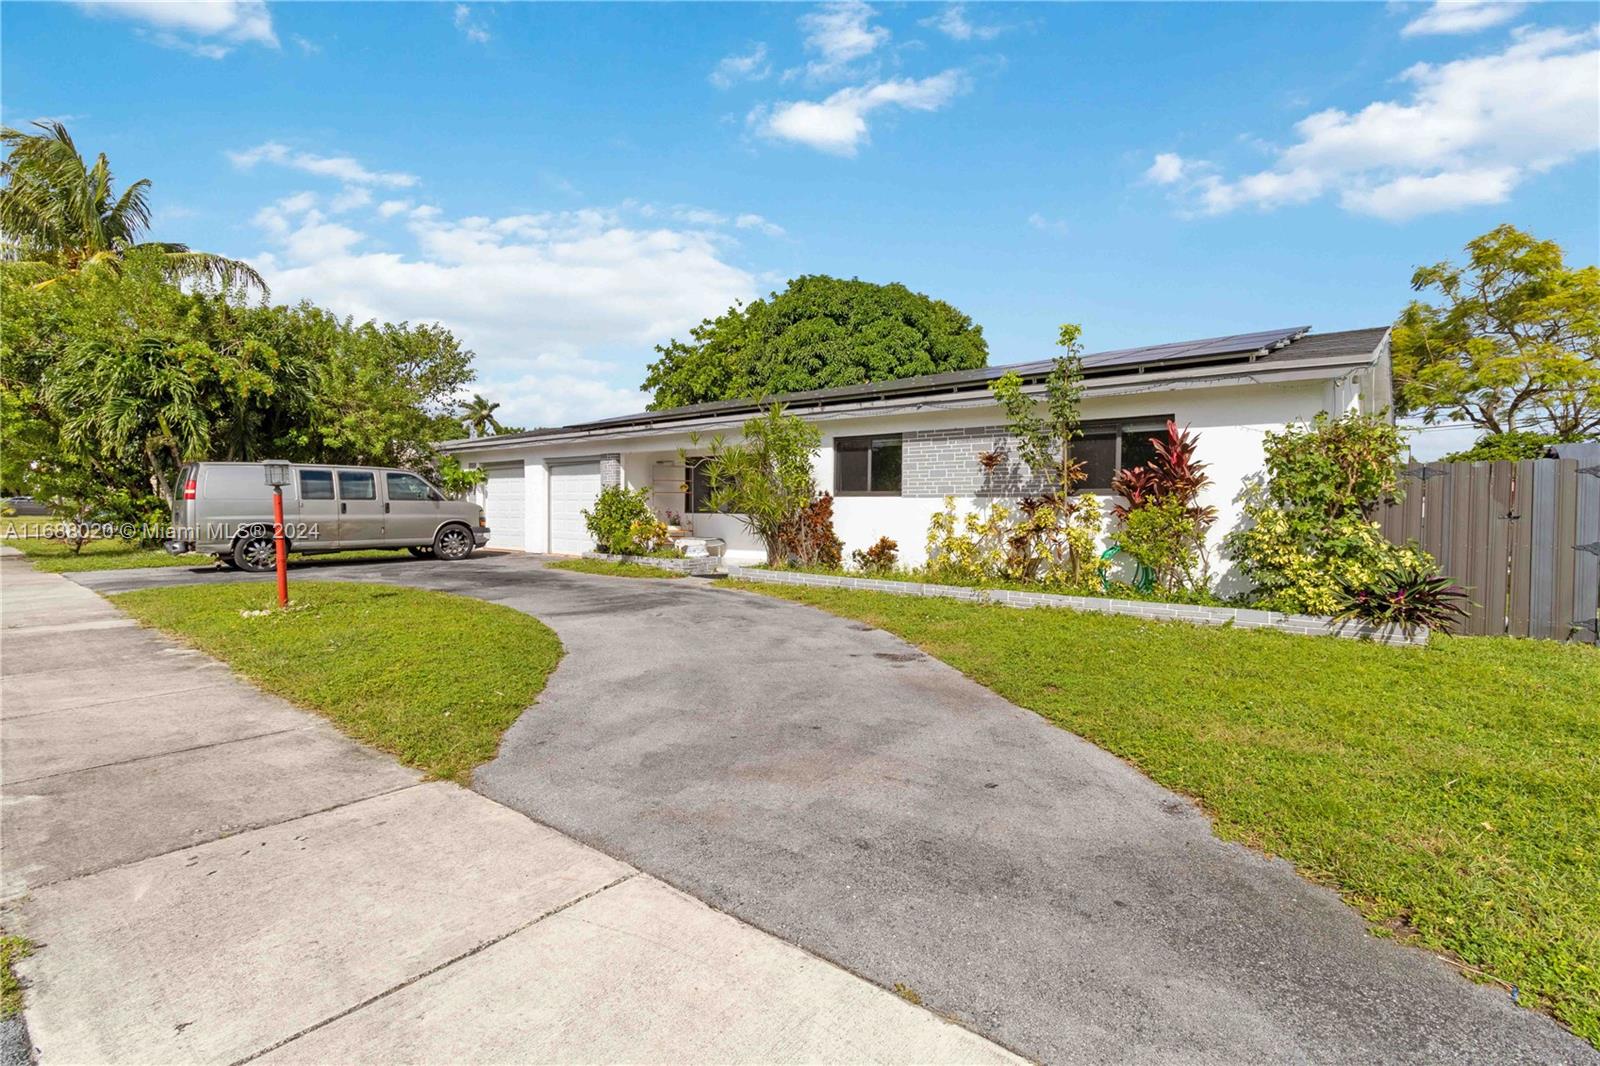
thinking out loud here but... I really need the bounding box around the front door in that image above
[294,468,339,548]
[336,470,386,546]
[384,471,444,545]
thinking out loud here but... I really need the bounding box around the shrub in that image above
[776,492,843,568]
[1332,555,1470,636]
[1110,421,1216,594]
[1005,492,1104,585]
[926,497,1012,582]
[583,485,668,555]
[1117,496,1209,595]
[851,536,899,573]
[1225,412,1430,614]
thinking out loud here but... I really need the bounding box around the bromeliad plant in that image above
[1332,555,1469,637]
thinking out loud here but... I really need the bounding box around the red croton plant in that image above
[1110,419,1218,526]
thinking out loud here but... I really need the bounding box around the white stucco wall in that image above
[455,369,1379,590]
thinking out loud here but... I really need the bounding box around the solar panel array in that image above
[1078,326,1310,371]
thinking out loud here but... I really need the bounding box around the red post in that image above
[271,486,289,607]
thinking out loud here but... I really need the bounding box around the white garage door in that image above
[549,461,602,554]
[483,463,526,551]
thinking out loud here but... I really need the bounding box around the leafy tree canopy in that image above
[2,249,473,521]
[641,274,988,410]
[1442,429,1582,463]
[1392,225,1599,440]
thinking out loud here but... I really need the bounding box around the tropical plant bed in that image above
[722,578,1600,1045]
[112,581,561,782]
[724,565,1422,645]
[553,557,689,579]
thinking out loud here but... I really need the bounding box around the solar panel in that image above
[1078,326,1309,371]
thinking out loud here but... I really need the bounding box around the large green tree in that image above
[2,250,474,519]
[1392,225,1599,441]
[1,121,266,294]
[641,274,988,409]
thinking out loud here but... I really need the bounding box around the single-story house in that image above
[440,324,1393,593]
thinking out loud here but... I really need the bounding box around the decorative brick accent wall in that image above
[600,454,623,489]
[899,426,1051,498]
[723,566,1427,646]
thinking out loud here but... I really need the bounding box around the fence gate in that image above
[1379,459,1599,643]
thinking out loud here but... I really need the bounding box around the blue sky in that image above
[4,1,1597,456]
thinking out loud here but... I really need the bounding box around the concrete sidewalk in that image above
[0,552,1016,1065]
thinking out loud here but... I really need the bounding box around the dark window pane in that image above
[338,471,376,500]
[836,442,870,493]
[1072,435,1117,489]
[1120,428,1163,474]
[870,438,902,493]
[386,473,430,501]
[686,459,719,513]
[299,470,334,500]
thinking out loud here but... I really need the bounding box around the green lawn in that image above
[724,580,1600,1045]
[2,517,429,573]
[0,935,32,1019]
[546,558,686,579]
[112,582,562,782]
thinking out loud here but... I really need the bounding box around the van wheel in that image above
[434,524,474,561]
[407,546,434,559]
[233,534,279,573]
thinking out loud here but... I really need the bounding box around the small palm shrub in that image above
[1332,555,1469,637]
[583,485,668,555]
[851,536,899,574]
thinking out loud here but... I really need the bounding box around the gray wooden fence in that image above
[1378,459,1599,642]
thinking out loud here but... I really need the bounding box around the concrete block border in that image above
[581,552,723,576]
[723,566,1426,646]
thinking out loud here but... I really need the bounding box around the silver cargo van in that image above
[167,462,489,571]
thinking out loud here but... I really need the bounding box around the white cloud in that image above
[1339,166,1519,217]
[1026,213,1069,236]
[1149,27,1599,220]
[794,0,889,81]
[920,4,1005,42]
[1144,152,1187,185]
[246,198,756,427]
[73,0,277,57]
[228,142,419,187]
[1402,1,1525,37]
[453,4,491,44]
[329,186,373,213]
[735,213,786,237]
[752,69,968,155]
[710,43,771,89]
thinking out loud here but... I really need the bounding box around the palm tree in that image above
[0,121,267,294]
[459,393,503,438]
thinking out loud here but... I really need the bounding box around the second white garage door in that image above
[549,461,602,554]
[483,463,526,551]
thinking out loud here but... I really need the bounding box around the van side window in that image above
[338,471,376,500]
[299,470,335,500]
[386,473,432,501]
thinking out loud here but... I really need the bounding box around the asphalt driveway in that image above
[73,554,1595,1065]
